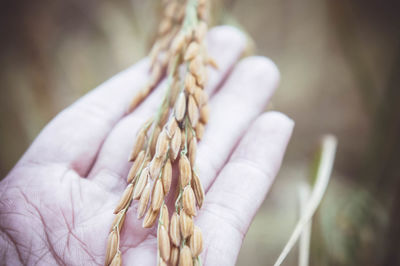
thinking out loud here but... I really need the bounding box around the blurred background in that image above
[1,0,399,265]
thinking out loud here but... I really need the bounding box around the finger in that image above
[197,56,280,191]
[87,26,247,189]
[19,59,151,176]
[197,112,294,265]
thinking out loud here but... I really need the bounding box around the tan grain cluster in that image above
[128,0,186,112]
[105,0,212,265]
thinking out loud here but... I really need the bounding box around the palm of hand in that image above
[0,27,293,266]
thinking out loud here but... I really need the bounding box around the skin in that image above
[0,26,294,266]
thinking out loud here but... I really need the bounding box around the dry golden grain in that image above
[170,126,182,161]
[128,88,148,113]
[150,156,164,180]
[148,62,163,89]
[189,226,203,257]
[162,159,172,195]
[161,204,170,230]
[155,130,169,158]
[207,56,218,69]
[170,212,181,246]
[109,250,122,266]
[179,245,193,266]
[193,86,206,107]
[165,1,177,18]
[199,104,209,124]
[158,225,171,261]
[194,22,207,42]
[133,168,149,200]
[179,210,194,239]
[195,66,206,87]
[171,33,186,54]
[150,126,161,157]
[175,92,187,122]
[195,123,205,140]
[170,246,179,266]
[197,3,208,21]
[189,56,202,78]
[113,184,134,214]
[187,95,199,127]
[184,42,200,61]
[152,179,165,211]
[159,20,172,35]
[143,208,159,228]
[110,211,126,233]
[191,172,204,208]
[184,73,196,94]
[179,155,192,187]
[129,128,146,161]
[137,183,151,219]
[182,186,197,216]
[166,117,178,137]
[105,230,118,266]
[127,150,145,183]
[188,137,197,166]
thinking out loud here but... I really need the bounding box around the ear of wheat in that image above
[105,0,214,265]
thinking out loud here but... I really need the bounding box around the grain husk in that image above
[113,184,134,214]
[182,186,197,216]
[179,155,192,187]
[158,225,171,261]
[179,210,194,239]
[189,226,203,257]
[133,168,149,199]
[152,179,165,211]
[170,212,181,246]
[178,245,193,266]
[137,183,151,219]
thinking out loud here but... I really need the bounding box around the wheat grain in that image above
[182,186,197,216]
[137,183,151,219]
[127,150,145,183]
[170,212,181,246]
[152,179,165,211]
[179,155,192,187]
[162,159,172,195]
[133,168,149,199]
[174,92,187,122]
[113,184,134,214]
[179,210,194,239]
[189,226,203,257]
[188,137,197,166]
[179,245,193,266]
[143,208,159,228]
[105,230,118,266]
[191,171,204,208]
[170,246,179,266]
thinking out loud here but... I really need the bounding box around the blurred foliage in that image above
[1,0,400,265]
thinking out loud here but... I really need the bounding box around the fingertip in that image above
[255,111,295,133]
[235,56,281,91]
[207,26,247,54]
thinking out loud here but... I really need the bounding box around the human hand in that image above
[0,26,293,265]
